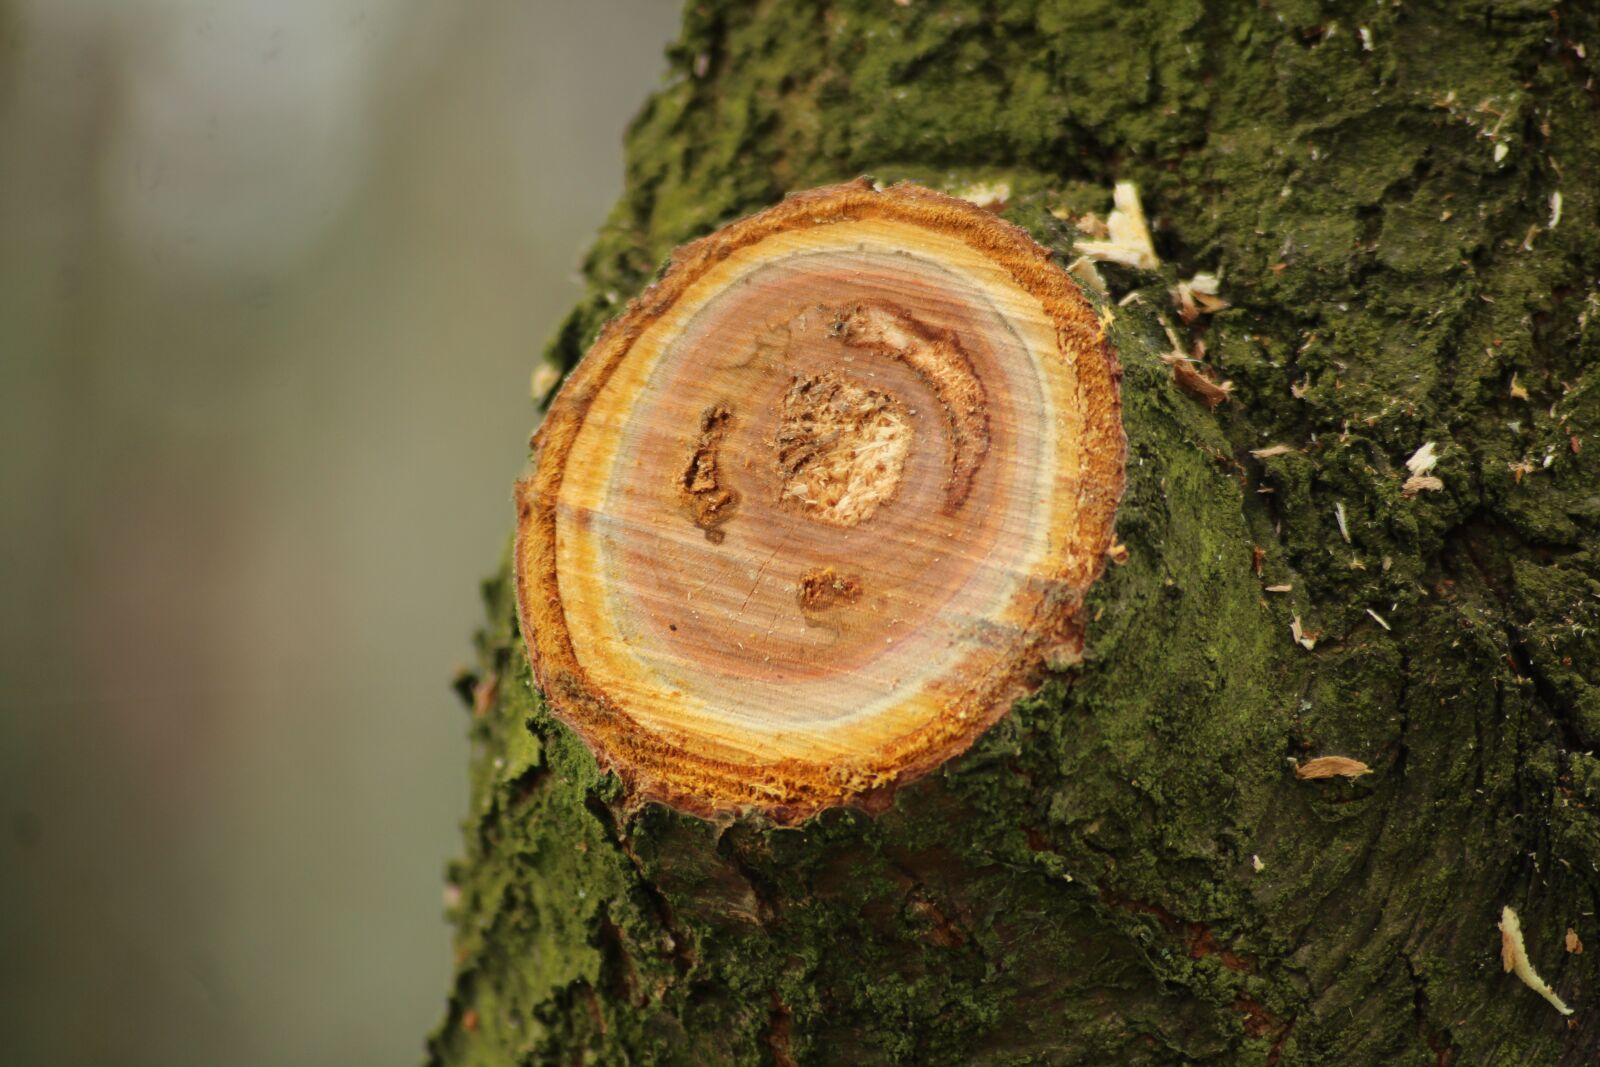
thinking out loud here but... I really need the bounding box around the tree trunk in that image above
[428,2,1600,1064]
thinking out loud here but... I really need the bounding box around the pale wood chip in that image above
[1567,927,1583,954]
[1499,906,1575,1016]
[956,180,1010,210]
[1073,211,1109,238]
[1251,444,1293,458]
[1172,273,1229,322]
[1074,182,1159,270]
[1406,441,1438,475]
[1510,373,1530,400]
[1173,284,1198,323]
[1265,584,1293,593]
[1290,615,1318,650]
[1402,473,1444,496]
[1295,756,1371,780]
[1065,256,1108,294]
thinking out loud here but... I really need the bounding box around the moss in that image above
[432,1,1600,1064]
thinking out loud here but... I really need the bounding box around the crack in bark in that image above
[584,795,698,978]
[1403,950,1457,1066]
[763,992,798,1067]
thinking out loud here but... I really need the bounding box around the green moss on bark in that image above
[433,2,1600,1063]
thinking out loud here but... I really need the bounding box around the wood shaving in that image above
[1402,442,1443,495]
[1075,182,1159,270]
[1072,211,1108,238]
[1290,615,1318,650]
[1163,355,1233,408]
[1173,272,1229,321]
[1406,441,1439,476]
[1499,906,1574,1016]
[1567,928,1583,955]
[1265,584,1292,593]
[1065,256,1108,294]
[1366,608,1392,631]
[1510,374,1529,400]
[1335,502,1350,543]
[956,181,1010,211]
[1251,854,1265,873]
[1295,756,1371,780]
[1251,444,1293,459]
[1173,284,1198,322]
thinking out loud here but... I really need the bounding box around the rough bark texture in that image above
[429,2,1600,1064]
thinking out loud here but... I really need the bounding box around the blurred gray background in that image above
[0,2,681,1063]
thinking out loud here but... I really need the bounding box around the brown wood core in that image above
[515,180,1124,822]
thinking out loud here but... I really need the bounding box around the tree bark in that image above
[428,2,1600,1064]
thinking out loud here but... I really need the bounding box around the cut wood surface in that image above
[515,180,1123,820]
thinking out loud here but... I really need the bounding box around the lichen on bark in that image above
[431,2,1600,1064]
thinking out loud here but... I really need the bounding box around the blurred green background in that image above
[0,2,680,1063]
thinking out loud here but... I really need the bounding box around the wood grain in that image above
[515,180,1124,822]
